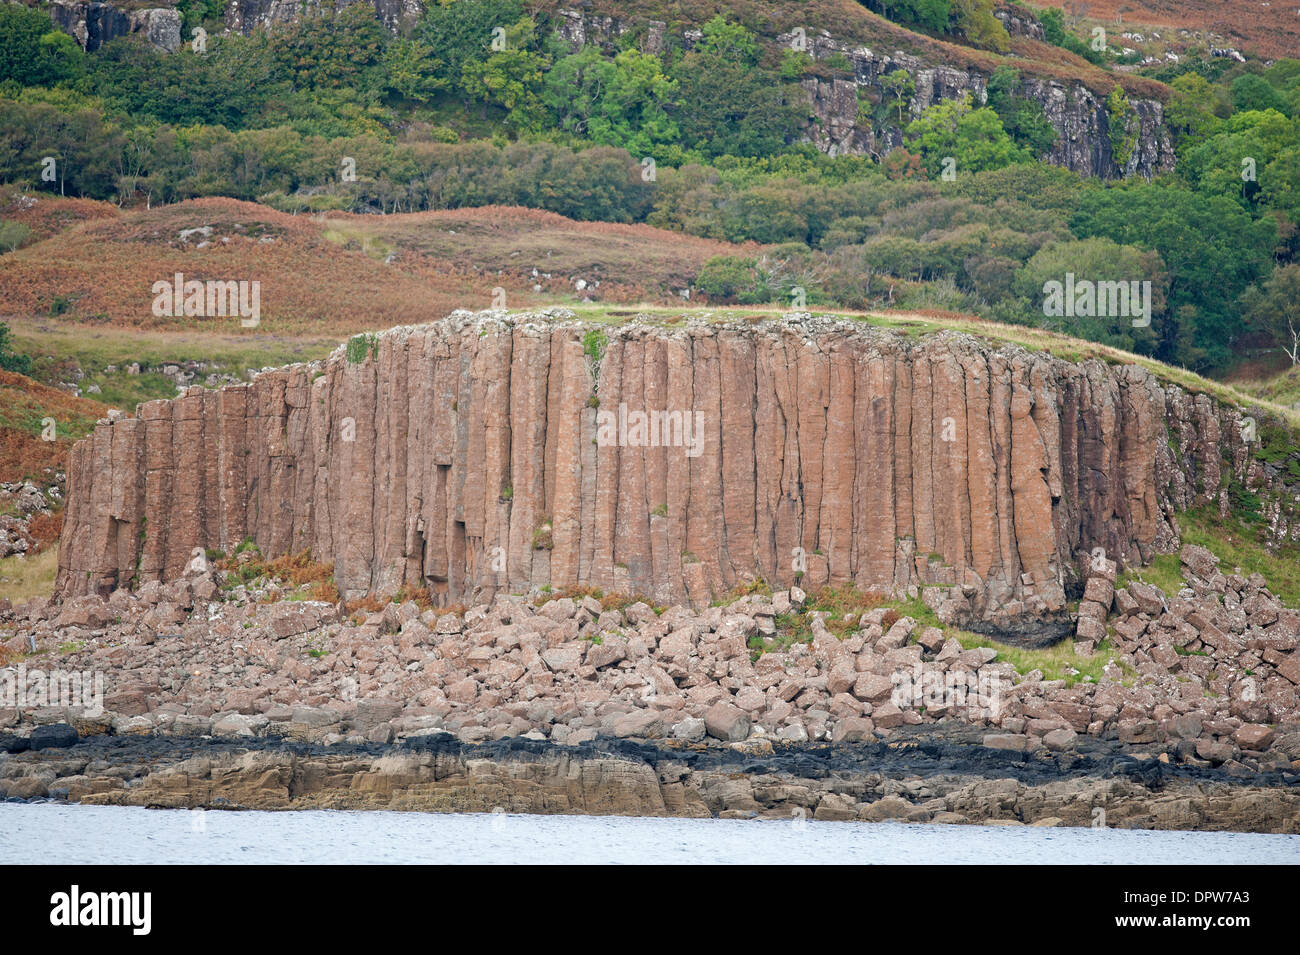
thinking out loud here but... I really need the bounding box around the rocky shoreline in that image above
[3,725,1298,831]
[4,535,1300,830]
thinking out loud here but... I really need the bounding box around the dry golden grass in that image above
[0,197,511,337]
[0,195,121,244]
[0,547,58,604]
[323,204,755,293]
[24,511,62,553]
[216,548,337,603]
[343,594,388,618]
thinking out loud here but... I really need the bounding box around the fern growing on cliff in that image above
[582,329,608,363]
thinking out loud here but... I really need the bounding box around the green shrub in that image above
[0,322,31,374]
[582,328,608,362]
[345,333,378,364]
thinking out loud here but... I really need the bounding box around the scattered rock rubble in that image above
[3,541,1299,779]
[0,481,59,558]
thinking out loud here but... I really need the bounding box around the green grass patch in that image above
[951,632,1123,685]
[9,320,333,416]
[80,371,177,412]
[322,226,395,263]
[345,333,379,364]
[757,587,1128,686]
[1255,420,1300,482]
[712,577,774,608]
[0,392,99,444]
[1233,364,1300,413]
[1112,504,1300,607]
[1176,506,1300,605]
[1117,552,1184,597]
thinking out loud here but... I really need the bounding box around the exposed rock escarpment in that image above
[224,0,423,33]
[36,1,1172,180]
[555,9,1174,180]
[45,1,180,53]
[54,311,1266,622]
[785,34,1172,179]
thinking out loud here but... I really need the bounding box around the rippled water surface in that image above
[3,804,1298,864]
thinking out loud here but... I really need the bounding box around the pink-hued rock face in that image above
[53,312,1251,618]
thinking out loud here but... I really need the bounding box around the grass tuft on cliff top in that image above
[559,303,1300,430]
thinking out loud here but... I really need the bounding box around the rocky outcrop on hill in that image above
[0,481,59,558]
[555,8,1173,179]
[787,33,1172,178]
[1021,75,1172,180]
[55,311,1287,624]
[994,7,1046,42]
[45,1,180,53]
[224,0,422,33]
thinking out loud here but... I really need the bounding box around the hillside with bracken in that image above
[0,196,758,338]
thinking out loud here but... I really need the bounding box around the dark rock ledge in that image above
[4,723,1298,831]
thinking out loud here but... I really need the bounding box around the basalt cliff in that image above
[54,312,1282,627]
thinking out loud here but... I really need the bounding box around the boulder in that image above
[703,702,750,742]
[830,717,874,743]
[541,644,585,672]
[1180,544,1219,582]
[1082,576,1115,608]
[871,702,906,729]
[1277,652,1300,686]
[671,717,706,741]
[612,710,668,739]
[1128,582,1166,616]
[1042,727,1077,751]
[1233,724,1275,751]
